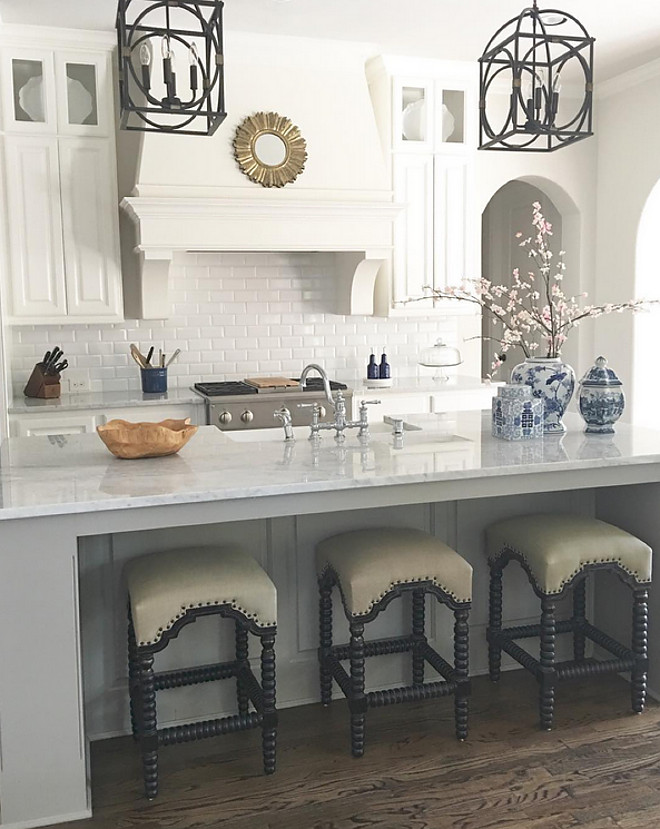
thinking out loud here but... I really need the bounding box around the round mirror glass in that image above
[254,132,287,167]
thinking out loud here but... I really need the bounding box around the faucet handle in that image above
[361,399,382,407]
[274,406,291,421]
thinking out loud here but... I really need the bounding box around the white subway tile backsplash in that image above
[9,253,462,394]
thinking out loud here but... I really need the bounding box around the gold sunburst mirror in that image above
[233,111,308,188]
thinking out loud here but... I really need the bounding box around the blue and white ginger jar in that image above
[492,384,544,441]
[578,356,625,434]
[511,356,575,434]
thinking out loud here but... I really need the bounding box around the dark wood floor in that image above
[57,671,660,829]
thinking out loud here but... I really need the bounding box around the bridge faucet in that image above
[299,363,336,412]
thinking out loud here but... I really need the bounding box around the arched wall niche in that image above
[480,176,583,380]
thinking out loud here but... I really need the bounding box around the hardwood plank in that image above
[47,672,660,829]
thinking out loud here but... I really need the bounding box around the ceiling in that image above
[2,0,660,81]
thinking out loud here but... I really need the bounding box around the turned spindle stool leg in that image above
[319,580,334,706]
[488,563,504,682]
[539,598,556,732]
[138,652,158,800]
[349,620,366,758]
[260,633,277,775]
[127,610,140,740]
[632,589,649,714]
[235,620,250,717]
[454,608,470,741]
[412,589,426,686]
[572,577,587,662]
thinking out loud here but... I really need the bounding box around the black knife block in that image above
[24,363,61,399]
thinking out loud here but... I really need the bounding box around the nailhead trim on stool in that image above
[126,547,278,800]
[316,529,472,757]
[486,514,651,731]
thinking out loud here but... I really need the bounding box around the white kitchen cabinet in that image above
[0,30,123,324]
[10,412,101,437]
[101,404,202,425]
[4,136,68,318]
[352,383,497,420]
[1,48,58,133]
[430,386,496,413]
[10,402,202,439]
[367,57,478,315]
[352,392,432,419]
[59,138,122,318]
[2,44,110,137]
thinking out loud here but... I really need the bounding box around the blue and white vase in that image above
[510,356,576,434]
[578,356,625,434]
[492,384,544,441]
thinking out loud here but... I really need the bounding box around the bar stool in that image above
[316,527,472,757]
[486,514,651,731]
[126,546,278,799]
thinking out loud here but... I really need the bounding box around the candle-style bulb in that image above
[139,43,151,91]
[139,43,151,66]
[534,70,544,112]
[188,43,199,93]
[161,36,171,59]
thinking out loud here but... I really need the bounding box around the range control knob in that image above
[240,409,255,424]
[318,405,327,419]
[218,410,233,425]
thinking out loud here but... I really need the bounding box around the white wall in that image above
[134,32,390,201]
[594,63,660,421]
[9,252,460,395]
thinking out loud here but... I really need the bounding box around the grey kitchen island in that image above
[1,411,659,827]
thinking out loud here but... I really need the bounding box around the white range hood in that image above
[120,33,399,319]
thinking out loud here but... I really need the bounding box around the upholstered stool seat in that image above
[316,528,472,757]
[126,546,277,799]
[486,514,651,731]
[127,546,278,646]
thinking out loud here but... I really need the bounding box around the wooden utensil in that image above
[130,344,148,369]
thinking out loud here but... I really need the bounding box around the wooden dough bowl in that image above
[97,418,198,459]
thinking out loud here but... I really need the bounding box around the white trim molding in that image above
[121,197,401,318]
[597,58,660,100]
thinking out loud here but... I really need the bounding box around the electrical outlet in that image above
[66,374,91,394]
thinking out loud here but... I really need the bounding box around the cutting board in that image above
[244,376,299,390]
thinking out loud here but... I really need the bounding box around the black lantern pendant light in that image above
[479,1,595,151]
[116,0,226,135]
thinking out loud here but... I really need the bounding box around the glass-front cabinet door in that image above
[54,52,110,135]
[2,49,58,132]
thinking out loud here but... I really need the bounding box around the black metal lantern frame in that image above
[117,0,226,136]
[479,1,595,152]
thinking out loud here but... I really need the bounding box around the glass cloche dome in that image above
[418,339,462,382]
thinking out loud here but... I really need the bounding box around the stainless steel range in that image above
[194,378,352,431]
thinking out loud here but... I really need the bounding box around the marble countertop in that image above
[9,387,205,414]
[342,374,494,394]
[0,412,659,521]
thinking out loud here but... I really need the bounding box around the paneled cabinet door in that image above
[392,154,434,307]
[433,156,474,292]
[11,413,100,437]
[4,136,68,319]
[58,138,123,319]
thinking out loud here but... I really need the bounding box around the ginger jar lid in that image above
[497,383,533,400]
[579,356,622,387]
